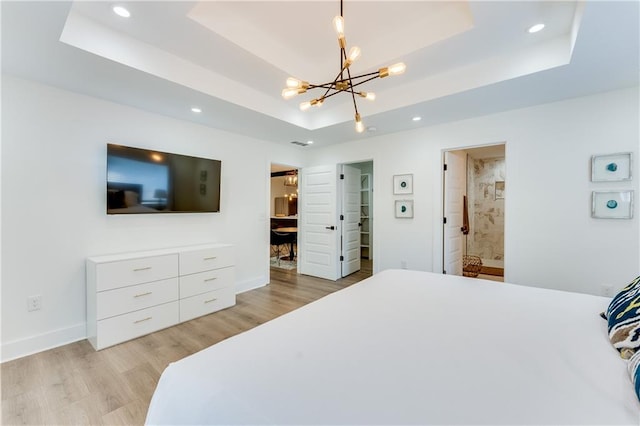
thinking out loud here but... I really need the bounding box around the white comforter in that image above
[146,270,639,425]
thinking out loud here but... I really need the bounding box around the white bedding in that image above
[145,270,639,425]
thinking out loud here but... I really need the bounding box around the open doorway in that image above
[270,163,298,272]
[345,160,374,276]
[443,144,505,281]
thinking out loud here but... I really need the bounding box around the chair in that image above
[270,230,292,265]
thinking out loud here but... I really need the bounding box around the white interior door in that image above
[443,150,466,275]
[299,165,339,280]
[341,165,361,277]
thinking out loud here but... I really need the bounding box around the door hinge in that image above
[444,164,448,171]
[340,255,344,261]
[340,173,345,179]
[443,217,447,224]
[340,214,344,220]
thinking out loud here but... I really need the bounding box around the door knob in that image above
[325,226,336,230]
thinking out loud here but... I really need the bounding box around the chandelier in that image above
[281,0,406,133]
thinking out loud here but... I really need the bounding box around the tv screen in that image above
[107,144,221,214]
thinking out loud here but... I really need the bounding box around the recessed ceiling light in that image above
[307,140,314,145]
[191,107,202,113]
[528,23,545,33]
[112,5,131,18]
[366,126,377,133]
[412,116,422,122]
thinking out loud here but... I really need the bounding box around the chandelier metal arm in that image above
[310,71,380,91]
[347,74,380,89]
[344,65,359,115]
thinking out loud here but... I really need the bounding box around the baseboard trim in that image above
[1,323,86,363]
[236,276,268,294]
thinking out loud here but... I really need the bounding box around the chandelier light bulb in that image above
[286,77,309,89]
[299,101,312,111]
[282,88,306,99]
[360,92,376,101]
[287,77,301,88]
[347,46,361,63]
[388,62,406,76]
[379,62,407,78]
[355,113,364,133]
[333,16,345,36]
[316,98,324,107]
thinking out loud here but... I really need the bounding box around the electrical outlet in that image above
[601,284,614,297]
[27,295,42,312]
[401,260,408,269]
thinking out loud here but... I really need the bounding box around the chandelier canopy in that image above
[281,0,406,133]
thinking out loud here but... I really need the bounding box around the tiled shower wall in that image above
[467,156,505,266]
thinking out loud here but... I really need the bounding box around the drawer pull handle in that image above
[133,267,152,272]
[204,256,217,261]
[204,298,218,304]
[204,277,217,282]
[134,292,152,298]
[134,317,152,324]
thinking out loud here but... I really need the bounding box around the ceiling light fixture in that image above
[112,5,131,18]
[281,0,406,133]
[191,107,202,113]
[412,116,422,122]
[528,23,545,33]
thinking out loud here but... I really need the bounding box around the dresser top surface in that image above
[88,243,232,264]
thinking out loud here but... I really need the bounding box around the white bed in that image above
[145,270,639,425]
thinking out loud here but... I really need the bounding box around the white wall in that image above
[307,86,639,296]
[1,75,305,361]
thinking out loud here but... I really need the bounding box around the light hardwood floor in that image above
[1,262,372,425]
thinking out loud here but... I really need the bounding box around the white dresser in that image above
[86,243,235,350]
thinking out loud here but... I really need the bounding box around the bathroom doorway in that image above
[443,144,505,280]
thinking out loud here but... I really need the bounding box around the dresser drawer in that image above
[95,254,178,291]
[180,246,233,275]
[179,267,234,299]
[96,301,178,350]
[96,278,178,320]
[179,286,235,322]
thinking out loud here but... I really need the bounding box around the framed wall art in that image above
[592,190,634,219]
[393,174,413,194]
[591,153,632,182]
[395,200,414,218]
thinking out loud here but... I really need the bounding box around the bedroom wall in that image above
[306,86,639,296]
[1,75,305,361]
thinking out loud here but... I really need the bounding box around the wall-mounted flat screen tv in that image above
[107,144,221,214]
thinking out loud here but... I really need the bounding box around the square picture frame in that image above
[395,200,414,218]
[592,190,634,219]
[393,174,413,194]
[591,152,632,182]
